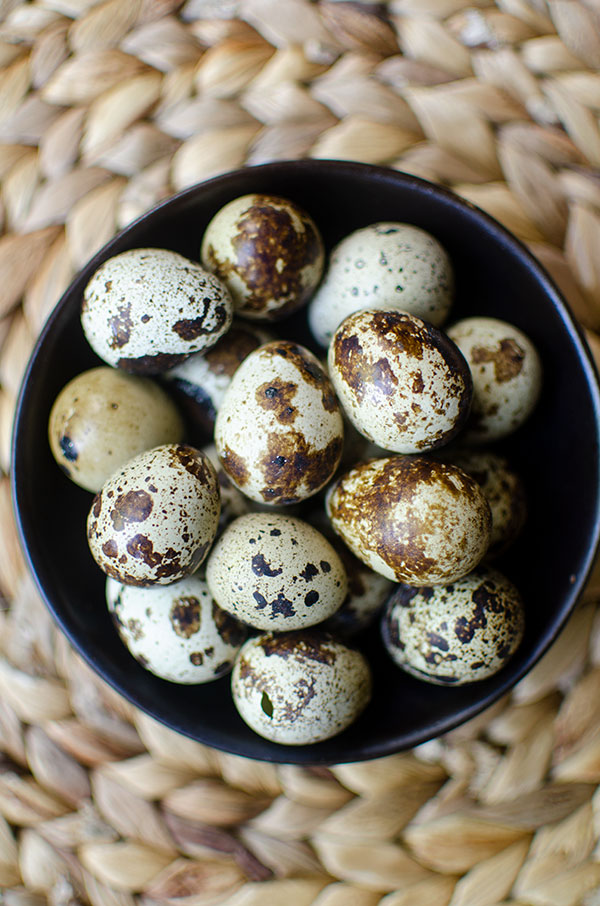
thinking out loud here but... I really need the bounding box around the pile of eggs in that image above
[48,193,542,747]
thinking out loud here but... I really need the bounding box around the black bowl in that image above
[12,160,600,764]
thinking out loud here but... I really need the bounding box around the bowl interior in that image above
[12,160,600,764]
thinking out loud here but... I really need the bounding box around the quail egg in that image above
[164,322,272,436]
[48,367,184,492]
[106,574,247,683]
[81,248,233,373]
[328,309,472,453]
[214,341,344,505]
[201,194,324,321]
[442,449,527,558]
[446,317,542,442]
[206,513,347,631]
[87,444,220,586]
[231,631,372,744]
[308,222,454,347]
[381,567,525,684]
[326,456,491,585]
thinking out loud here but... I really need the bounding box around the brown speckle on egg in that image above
[447,317,542,442]
[328,310,472,454]
[106,575,247,683]
[81,249,233,374]
[170,597,201,638]
[215,341,344,505]
[382,567,525,684]
[326,456,491,586]
[88,444,220,586]
[201,195,324,321]
[231,631,372,744]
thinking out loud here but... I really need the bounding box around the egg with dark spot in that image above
[206,513,347,630]
[328,309,472,453]
[381,567,525,684]
[87,444,220,586]
[326,456,491,585]
[164,321,272,435]
[309,222,454,347]
[447,317,542,442]
[48,367,184,492]
[231,631,372,744]
[106,574,247,683]
[81,248,233,373]
[201,194,324,321]
[214,341,344,505]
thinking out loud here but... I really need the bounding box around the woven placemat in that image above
[2,1,600,903]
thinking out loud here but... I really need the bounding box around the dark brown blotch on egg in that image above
[328,457,491,585]
[259,631,337,666]
[170,596,201,638]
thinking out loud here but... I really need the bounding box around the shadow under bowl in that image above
[12,160,600,764]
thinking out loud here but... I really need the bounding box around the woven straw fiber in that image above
[2,0,600,903]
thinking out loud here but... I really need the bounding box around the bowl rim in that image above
[11,159,600,763]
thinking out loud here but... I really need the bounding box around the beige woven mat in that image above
[3,0,600,903]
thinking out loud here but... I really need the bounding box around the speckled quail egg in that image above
[164,322,272,437]
[87,444,220,586]
[381,567,525,684]
[206,513,347,631]
[326,456,491,586]
[231,631,372,744]
[48,367,184,492]
[442,449,527,558]
[308,222,454,347]
[106,574,247,683]
[446,317,542,443]
[214,341,344,505]
[81,248,233,373]
[328,309,472,454]
[201,194,324,321]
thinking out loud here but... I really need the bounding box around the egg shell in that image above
[201,194,324,321]
[165,322,272,436]
[308,222,454,347]
[48,367,184,492]
[442,449,527,557]
[81,248,233,373]
[326,456,492,585]
[446,316,542,442]
[214,340,344,505]
[106,574,247,683]
[231,631,372,745]
[328,309,472,454]
[87,444,220,586]
[206,513,348,631]
[381,567,525,684]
